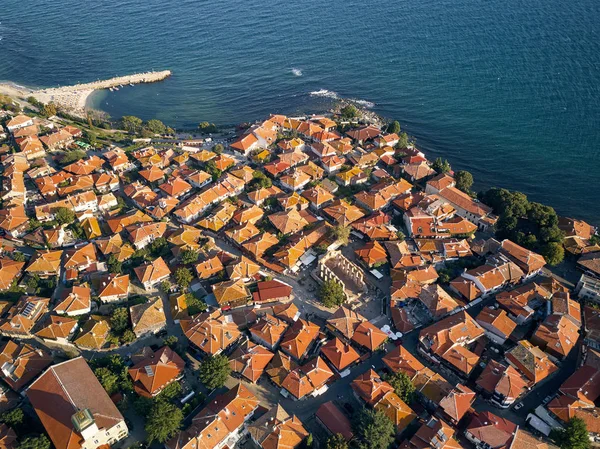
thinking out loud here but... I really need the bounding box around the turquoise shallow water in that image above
[1,0,599,223]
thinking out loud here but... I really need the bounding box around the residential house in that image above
[166,384,259,449]
[0,296,49,337]
[35,315,79,345]
[280,319,320,361]
[96,274,130,303]
[229,340,274,383]
[249,405,308,449]
[128,346,185,398]
[74,316,111,350]
[475,307,518,344]
[464,411,518,449]
[418,311,485,378]
[281,356,333,400]
[506,340,558,384]
[0,341,52,391]
[134,257,171,290]
[130,298,167,338]
[181,309,241,356]
[55,285,91,316]
[249,315,289,350]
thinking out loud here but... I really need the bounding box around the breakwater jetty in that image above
[30,70,172,116]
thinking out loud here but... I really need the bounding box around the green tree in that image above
[181,249,199,265]
[160,280,172,293]
[213,143,224,154]
[249,171,272,190]
[340,105,359,119]
[432,157,451,174]
[354,409,395,449]
[386,371,415,403]
[42,103,58,117]
[455,170,473,193]
[198,122,218,133]
[121,329,136,344]
[186,293,207,316]
[542,242,565,266]
[145,401,184,443]
[149,237,168,256]
[174,268,193,288]
[158,381,182,401]
[121,116,143,133]
[328,225,350,245]
[146,119,167,135]
[0,408,24,428]
[325,434,348,449]
[12,252,26,263]
[199,354,231,390]
[387,121,401,134]
[110,307,130,335]
[163,335,179,349]
[539,225,564,243]
[55,207,75,225]
[107,255,122,274]
[396,231,406,241]
[205,160,222,181]
[59,149,86,165]
[550,417,590,449]
[94,367,120,395]
[17,435,51,449]
[397,132,409,148]
[318,279,345,308]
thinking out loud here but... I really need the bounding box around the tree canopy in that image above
[175,267,193,288]
[55,207,75,225]
[455,170,473,194]
[387,121,401,134]
[17,435,51,449]
[340,105,359,119]
[432,157,451,174]
[110,307,130,335]
[550,417,590,449]
[328,225,350,245]
[120,116,143,133]
[325,434,348,449]
[145,400,184,443]
[386,371,415,403]
[479,187,565,265]
[354,409,395,449]
[181,249,200,265]
[145,119,166,135]
[318,279,346,308]
[198,354,231,390]
[249,171,272,191]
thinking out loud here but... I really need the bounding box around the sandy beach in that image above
[0,70,171,117]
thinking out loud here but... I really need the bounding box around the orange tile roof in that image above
[281,357,333,400]
[134,257,171,285]
[280,319,320,360]
[351,369,394,406]
[249,405,308,449]
[35,315,78,342]
[326,305,366,340]
[128,346,185,397]
[229,340,274,383]
[180,309,241,355]
[351,321,388,352]
[320,338,360,371]
[250,315,289,348]
[0,341,52,391]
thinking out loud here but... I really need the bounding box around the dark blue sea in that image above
[1,0,599,223]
